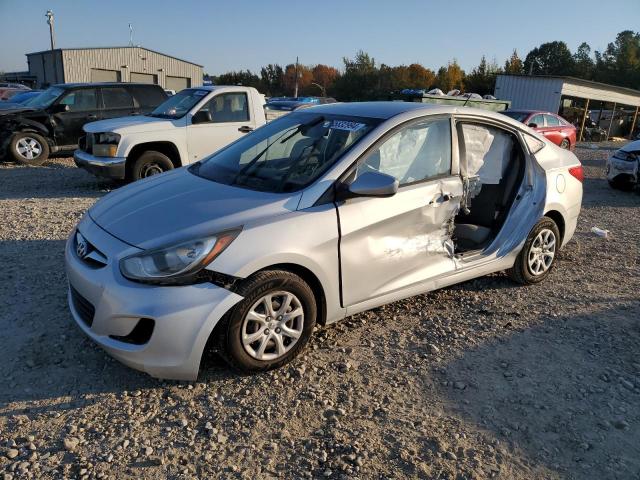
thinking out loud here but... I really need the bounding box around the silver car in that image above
[606,139,639,191]
[65,102,583,380]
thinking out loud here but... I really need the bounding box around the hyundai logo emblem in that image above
[76,233,89,259]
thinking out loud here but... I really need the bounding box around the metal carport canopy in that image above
[560,78,640,107]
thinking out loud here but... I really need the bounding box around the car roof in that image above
[53,82,162,89]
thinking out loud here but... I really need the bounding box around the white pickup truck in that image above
[74,86,267,181]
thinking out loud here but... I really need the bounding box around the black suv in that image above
[0,82,167,165]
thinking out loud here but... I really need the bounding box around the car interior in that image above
[453,122,526,254]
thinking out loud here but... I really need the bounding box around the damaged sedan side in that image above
[65,102,583,380]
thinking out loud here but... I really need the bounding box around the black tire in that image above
[559,138,570,149]
[508,216,560,285]
[128,150,173,181]
[608,178,635,191]
[217,270,317,373]
[9,132,50,166]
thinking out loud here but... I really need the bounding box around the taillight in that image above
[568,165,584,183]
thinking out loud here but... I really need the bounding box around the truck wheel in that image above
[10,132,50,166]
[129,151,173,181]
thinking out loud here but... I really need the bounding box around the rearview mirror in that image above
[192,110,212,124]
[527,122,538,128]
[347,171,399,198]
[51,103,69,113]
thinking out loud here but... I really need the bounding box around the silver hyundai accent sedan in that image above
[65,102,583,380]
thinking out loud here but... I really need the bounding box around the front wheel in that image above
[128,150,174,182]
[508,217,560,285]
[10,132,50,166]
[608,178,635,191]
[217,270,317,372]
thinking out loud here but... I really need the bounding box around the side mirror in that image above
[192,110,212,124]
[527,122,538,128]
[51,103,69,113]
[347,171,399,198]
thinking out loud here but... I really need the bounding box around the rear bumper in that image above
[74,149,126,180]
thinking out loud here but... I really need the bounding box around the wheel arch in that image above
[126,141,183,169]
[543,209,565,244]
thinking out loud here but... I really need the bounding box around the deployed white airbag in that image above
[461,124,513,185]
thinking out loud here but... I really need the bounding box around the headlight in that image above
[93,132,121,157]
[120,230,240,284]
[613,150,637,162]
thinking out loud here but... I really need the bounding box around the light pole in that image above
[293,56,299,98]
[45,10,56,50]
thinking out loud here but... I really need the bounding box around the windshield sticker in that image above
[194,90,208,96]
[331,120,366,132]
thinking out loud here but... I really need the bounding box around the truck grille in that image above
[70,285,95,327]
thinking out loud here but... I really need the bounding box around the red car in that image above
[501,110,576,150]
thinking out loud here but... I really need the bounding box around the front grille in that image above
[75,231,108,268]
[84,133,95,154]
[70,285,95,327]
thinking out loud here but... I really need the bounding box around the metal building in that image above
[494,74,640,140]
[25,46,203,91]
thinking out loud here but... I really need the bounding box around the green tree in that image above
[213,70,261,88]
[259,64,284,96]
[465,56,501,95]
[594,30,640,88]
[572,42,594,80]
[504,49,524,74]
[524,41,575,75]
[332,50,380,101]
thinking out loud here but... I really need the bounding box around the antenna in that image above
[128,23,134,46]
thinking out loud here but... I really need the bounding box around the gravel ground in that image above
[0,146,639,480]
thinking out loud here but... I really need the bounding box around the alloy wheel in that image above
[527,228,556,276]
[16,137,42,161]
[241,291,304,361]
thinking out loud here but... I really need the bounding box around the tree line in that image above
[206,30,640,101]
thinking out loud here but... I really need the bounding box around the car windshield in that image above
[190,112,380,193]
[149,88,209,119]
[501,111,530,123]
[25,87,63,109]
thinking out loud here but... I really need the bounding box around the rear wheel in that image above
[128,150,173,182]
[10,132,50,166]
[217,270,316,372]
[559,138,570,149]
[508,217,560,285]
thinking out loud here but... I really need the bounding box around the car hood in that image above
[89,168,300,249]
[0,105,37,116]
[619,139,640,153]
[83,115,177,134]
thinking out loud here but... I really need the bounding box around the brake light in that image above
[568,165,584,183]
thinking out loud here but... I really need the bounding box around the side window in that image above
[101,87,134,109]
[459,123,515,185]
[356,118,451,186]
[529,114,544,127]
[130,86,166,108]
[544,114,560,127]
[59,89,98,111]
[203,93,250,123]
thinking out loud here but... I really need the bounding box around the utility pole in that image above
[45,10,56,50]
[294,56,299,98]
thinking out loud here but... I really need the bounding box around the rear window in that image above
[501,111,530,123]
[101,87,134,109]
[544,114,560,127]
[128,85,167,108]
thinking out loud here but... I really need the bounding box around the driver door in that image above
[186,92,256,163]
[337,116,462,307]
[52,87,99,148]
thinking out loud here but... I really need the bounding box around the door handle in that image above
[238,126,253,133]
[87,114,98,120]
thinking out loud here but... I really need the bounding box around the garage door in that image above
[130,72,157,84]
[91,69,120,82]
[166,76,190,91]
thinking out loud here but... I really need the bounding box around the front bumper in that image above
[74,149,127,180]
[606,154,638,183]
[64,216,243,380]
